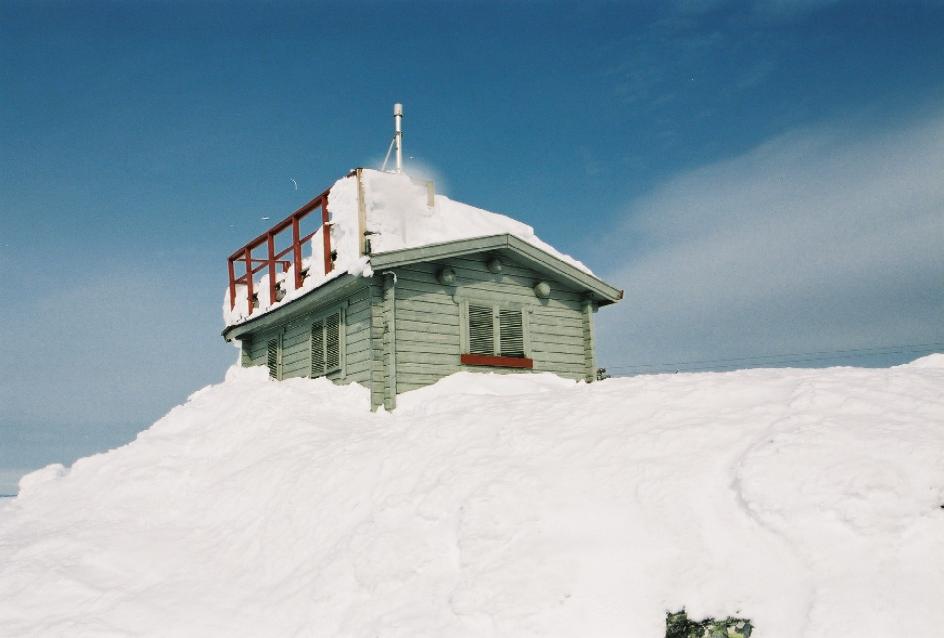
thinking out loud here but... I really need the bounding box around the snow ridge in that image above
[1,358,943,637]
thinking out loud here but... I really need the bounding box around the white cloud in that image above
[596,111,944,371]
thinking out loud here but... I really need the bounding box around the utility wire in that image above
[606,342,944,374]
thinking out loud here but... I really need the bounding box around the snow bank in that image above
[1,358,943,637]
[223,169,591,326]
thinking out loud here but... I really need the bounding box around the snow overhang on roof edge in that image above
[223,233,623,342]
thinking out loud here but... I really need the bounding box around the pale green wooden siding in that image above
[582,301,596,382]
[380,276,397,410]
[393,263,461,394]
[528,306,588,378]
[342,287,372,385]
[237,253,597,410]
[280,319,313,379]
[391,255,589,394]
[240,283,373,386]
[247,327,281,369]
[368,282,387,410]
[240,338,253,367]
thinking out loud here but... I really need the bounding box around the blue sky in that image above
[2,1,943,491]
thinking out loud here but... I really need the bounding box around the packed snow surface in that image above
[223,169,592,326]
[2,357,943,637]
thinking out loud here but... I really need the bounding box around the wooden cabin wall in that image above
[390,254,593,398]
[241,284,373,386]
[236,255,598,413]
[368,281,390,411]
[245,330,276,368]
[341,286,373,385]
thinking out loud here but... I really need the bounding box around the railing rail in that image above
[227,187,334,315]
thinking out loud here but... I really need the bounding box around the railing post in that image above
[292,214,303,289]
[227,257,237,310]
[228,186,339,316]
[267,232,277,304]
[322,196,333,275]
[244,247,254,316]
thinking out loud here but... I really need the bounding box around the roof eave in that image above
[222,272,364,341]
[222,234,623,341]
[369,234,623,305]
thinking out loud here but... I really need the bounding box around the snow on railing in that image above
[227,188,333,316]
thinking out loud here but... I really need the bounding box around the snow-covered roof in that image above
[223,169,598,327]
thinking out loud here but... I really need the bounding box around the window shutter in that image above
[311,320,325,377]
[499,309,525,358]
[266,339,279,379]
[325,313,340,370]
[468,304,494,355]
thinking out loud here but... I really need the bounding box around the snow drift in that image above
[1,358,943,637]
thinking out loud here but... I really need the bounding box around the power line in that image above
[606,342,944,374]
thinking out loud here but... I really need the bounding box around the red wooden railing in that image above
[228,188,333,316]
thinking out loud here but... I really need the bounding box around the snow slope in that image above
[1,358,943,637]
[223,169,592,326]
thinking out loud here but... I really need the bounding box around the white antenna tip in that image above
[394,103,403,116]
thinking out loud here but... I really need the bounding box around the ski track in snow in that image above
[0,357,942,637]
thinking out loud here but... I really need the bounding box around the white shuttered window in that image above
[311,310,343,378]
[463,303,527,359]
[267,338,280,379]
[468,304,494,355]
[498,309,525,358]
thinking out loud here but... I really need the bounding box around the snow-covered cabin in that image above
[222,169,622,410]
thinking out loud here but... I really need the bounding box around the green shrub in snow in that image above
[665,609,753,638]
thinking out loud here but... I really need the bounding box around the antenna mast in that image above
[394,103,403,173]
[381,103,405,173]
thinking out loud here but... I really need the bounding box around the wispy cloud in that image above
[596,110,944,370]
[749,0,844,21]
[672,0,843,21]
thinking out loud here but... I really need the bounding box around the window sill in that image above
[311,366,342,379]
[460,354,534,369]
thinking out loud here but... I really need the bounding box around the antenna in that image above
[394,103,403,173]
[381,103,404,173]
